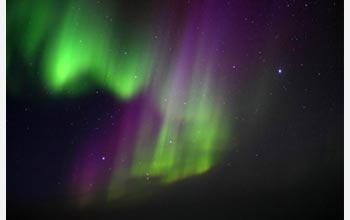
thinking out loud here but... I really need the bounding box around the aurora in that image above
[7,0,344,218]
[7,0,233,204]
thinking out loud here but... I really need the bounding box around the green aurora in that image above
[7,0,232,203]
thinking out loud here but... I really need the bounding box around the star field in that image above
[7,0,343,219]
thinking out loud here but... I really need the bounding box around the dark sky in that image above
[7,0,343,219]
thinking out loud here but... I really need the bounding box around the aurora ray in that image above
[43,0,155,99]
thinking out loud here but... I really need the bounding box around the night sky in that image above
[7,0,343,219]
